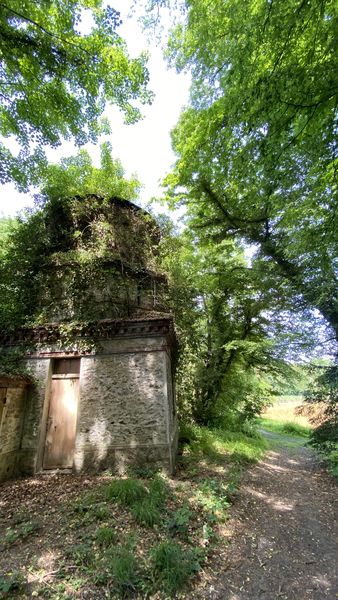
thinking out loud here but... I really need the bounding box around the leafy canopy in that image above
[159,220,311,425]
[145,0,338,437]
[35,142,141,203]
[0,0,152,188]
[150,0,338,347]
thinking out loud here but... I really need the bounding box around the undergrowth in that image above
[0,424,267,599]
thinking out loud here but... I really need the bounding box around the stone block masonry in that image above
[0,378,28,482]
[9,317,178,478]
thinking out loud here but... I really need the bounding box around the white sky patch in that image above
[0,1,190,217]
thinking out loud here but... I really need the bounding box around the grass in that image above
[150,540,203,594]
[257,398,313,441]
[95,525,116,546]
[257,416,311,438]
[105,540,141,598]
[131,498,161,527]
[105,478,147,505]
[181,422,267,465]
[262,399,312,428]
[0,424,268,599]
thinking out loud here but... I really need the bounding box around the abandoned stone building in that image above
[0,196,178,483]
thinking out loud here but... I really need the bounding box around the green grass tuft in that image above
[147,475,170,506]
[150,540,202,594]
[131,499,161,527]
[107,542,141,597]
[105,478,147,506]
[95,526,116,546]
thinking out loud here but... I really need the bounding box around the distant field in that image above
[262,398,313,429]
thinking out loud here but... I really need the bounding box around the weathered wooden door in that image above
[43,358,80,469]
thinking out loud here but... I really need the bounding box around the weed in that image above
[328,447,338,478]
[95,526,116,546]
[225,480,240,502]
[106,541,141,597]
[195,479,230,520]
[72,491,105,517]
[82,491,98,504]
[0,571,26,597]
[10,510,30,526]
[129,465,159,479]
[72,501,90,515]
[150,540,202,594]
[167,505,193,539]
[72,502,110,527]
[91,505,110,521]
[131,499,161,527]
[4,520,40,548]
[202,521,219,546]
[105,478,147,506]
[148,475,169,506]
[65,542,93,567]
[35,581,74,599]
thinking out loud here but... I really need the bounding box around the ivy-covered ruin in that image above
[0,196,178,482]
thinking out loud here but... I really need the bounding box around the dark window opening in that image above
[53,358,81,375]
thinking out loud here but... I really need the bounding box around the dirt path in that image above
[206,432,338,600]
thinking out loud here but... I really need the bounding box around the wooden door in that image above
[43,359,80,469]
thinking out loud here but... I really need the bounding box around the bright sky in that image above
[0,1,190,217]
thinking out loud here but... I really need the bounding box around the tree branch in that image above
[0,3,94,58]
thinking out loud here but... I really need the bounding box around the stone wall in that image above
[74,348,172,473]
[14,321,178,477]
[0,379,27,482]
[19,359,51,474]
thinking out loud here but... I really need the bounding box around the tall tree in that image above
[159,220,312,425]
[154,0,338,347]
[0,0,152,188]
